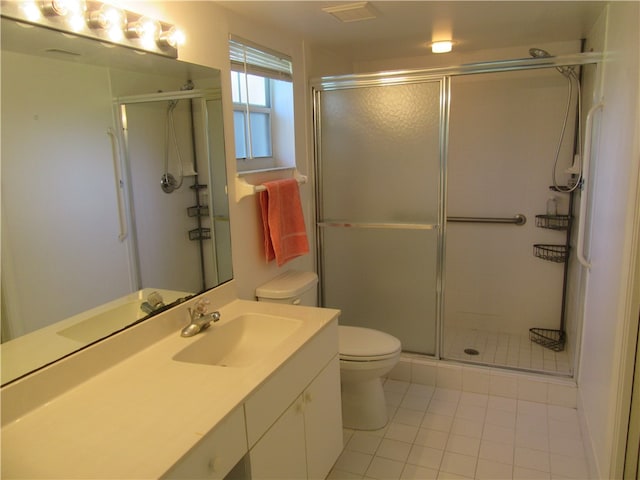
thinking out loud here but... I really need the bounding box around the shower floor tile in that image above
[442,327,572,376]
[328,382,590,480]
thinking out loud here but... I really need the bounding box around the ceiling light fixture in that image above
[322,2,377,23]
[431,40,453,54]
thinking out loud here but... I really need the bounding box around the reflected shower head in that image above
[529,47,552,58]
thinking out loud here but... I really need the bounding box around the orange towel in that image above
[259,178,310,266]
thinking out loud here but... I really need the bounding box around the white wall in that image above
[577,2,640,477]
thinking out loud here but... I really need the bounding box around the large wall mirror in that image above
[1,17,233,385]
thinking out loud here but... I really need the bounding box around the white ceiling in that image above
[216,1,606,61]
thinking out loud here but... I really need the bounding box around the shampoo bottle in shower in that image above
[546,196,558,216]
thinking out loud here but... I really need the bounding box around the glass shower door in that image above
[315,78,446,355]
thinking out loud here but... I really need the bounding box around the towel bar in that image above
[235,170,307,202]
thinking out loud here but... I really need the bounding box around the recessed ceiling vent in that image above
[322,2,378,23]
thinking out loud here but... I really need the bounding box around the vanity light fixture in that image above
[4,0,183,58]
[431,40,454,54]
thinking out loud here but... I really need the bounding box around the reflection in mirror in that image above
[1,17,232,385]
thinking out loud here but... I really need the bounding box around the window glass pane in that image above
[231,72,269,107]
[231,71,240,103]
[247,74,268,107]
[249,112,272,157]
[233,110,247,158]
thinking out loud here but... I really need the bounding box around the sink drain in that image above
[464,348,480,355]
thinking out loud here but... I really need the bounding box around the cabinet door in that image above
[249,397,307,480]
[303,355,343,480]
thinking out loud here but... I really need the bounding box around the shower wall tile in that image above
[385,355,578,408]
[488,373,518,399]
[387,358,412,382]
[547,382,577,408]
[517,377,548,403]
[436,364,463,390]
[411,360,437,386]
[462,368,490,394]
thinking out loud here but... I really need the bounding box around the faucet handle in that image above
[194,298,210,314]
[147,291,165,309]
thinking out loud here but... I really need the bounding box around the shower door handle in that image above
[576,101,604,269]
[107,127,128,242]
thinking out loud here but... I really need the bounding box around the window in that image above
[229,37,294,171]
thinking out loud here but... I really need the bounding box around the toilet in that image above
[256,270,402,431]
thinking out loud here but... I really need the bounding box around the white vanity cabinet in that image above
[245,321,342,479]
[161,406,247,480]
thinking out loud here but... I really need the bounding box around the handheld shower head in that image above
[529,47,574,77]
[529,47,552,58]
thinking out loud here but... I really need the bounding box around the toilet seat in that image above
[339,326,401,362]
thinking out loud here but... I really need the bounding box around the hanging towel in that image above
[259,178,310,266]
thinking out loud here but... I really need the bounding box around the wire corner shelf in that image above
[529,327,566,352]
[533,244,568,263]
[189,227,211,241]
[535,214,571,231]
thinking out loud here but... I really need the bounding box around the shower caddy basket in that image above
[529,196,574,352]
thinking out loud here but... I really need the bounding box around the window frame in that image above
[231,71,274,160]
[229,37,293,169]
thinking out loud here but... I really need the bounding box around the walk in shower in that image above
[313,52,601,377]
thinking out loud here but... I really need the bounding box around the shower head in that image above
[529,47,574,77]
[529,47,552,58]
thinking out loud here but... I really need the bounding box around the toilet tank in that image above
[256,271,318,306]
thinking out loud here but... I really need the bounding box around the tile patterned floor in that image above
[442,328,572,376]
[328,380,590,479]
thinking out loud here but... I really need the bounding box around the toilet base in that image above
[341,376,388,430]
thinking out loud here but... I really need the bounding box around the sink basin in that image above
[172,313,303,367]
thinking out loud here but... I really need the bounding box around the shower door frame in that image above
[311,52,603,366]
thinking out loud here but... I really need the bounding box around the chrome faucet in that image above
[181,298,220,337]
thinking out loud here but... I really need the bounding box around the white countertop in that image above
[1,296,339,479]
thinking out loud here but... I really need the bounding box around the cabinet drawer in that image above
[161,406,247,480]
[244,320,338,447]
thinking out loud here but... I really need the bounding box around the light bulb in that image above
[21,1,42,21]
[431,40,453,54]
[42,0,85,17]
[87,4,126,41]
[126,16,160,49]
[157,26,185,48]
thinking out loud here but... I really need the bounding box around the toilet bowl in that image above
[256,271,402,431]
[339,325,401,430]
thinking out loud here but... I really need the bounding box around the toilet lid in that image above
[339,326,401,361]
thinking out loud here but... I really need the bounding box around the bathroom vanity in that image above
[1,282,343,479]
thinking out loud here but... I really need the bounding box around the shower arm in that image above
[576,101,605,269]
